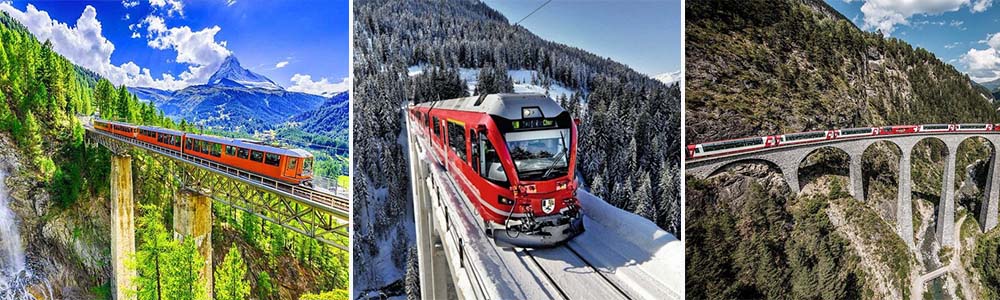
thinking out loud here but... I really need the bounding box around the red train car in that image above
[94,119,315,186]
[411,93,584,248]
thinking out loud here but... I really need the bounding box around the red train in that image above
[409,93,584,248]
[93,119,316,186]
[687,123,998,159]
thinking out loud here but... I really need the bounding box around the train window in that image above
[432,117,441,137]
[470,129,479,172]
[226,146,236,156]
[303,158,313,175]
[186,139,193,150]
[288,158,298,170]
[201,141,210,154]
[237,148,249,159]
[251,150,264,162]
[265,153,281,166]
[211,144,222,157]
[172,136,180,147]
[479,132,508,186]
[448,121,466,162]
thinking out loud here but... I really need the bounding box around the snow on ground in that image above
[409,65,576,100]
[571,190,685,298]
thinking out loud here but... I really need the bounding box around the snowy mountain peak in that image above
[653,70,681,85]
[207,55,283,90]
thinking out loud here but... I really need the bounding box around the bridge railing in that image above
[85,128,350,218]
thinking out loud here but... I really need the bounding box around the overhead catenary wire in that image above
[514,0,553,26]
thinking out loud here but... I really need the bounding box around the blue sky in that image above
[483,0,682,78]
[0,0,349,94]
[825,0,1000,83]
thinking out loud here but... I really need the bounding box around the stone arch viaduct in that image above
[686,133,1000,250]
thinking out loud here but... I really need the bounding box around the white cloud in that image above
[961,33,1000,82]
[226,0,237,7]
[857,0,991,34]
[122,0,139,8]
[0,3,209,90]
[287,74,349,97]
[144,21,231,83]
[149,0,183,17]
[275,61,289,69]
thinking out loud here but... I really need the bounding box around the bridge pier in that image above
[898,149,915,250]
[173,187,213,299]
[982,151,1000,232]
[781,165,800,195]
[110,155,136,300]
[849,154,864,202]
[937,145,958,247]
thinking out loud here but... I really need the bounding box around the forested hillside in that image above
[685,0,1000,298]
[0,11,346,299]
[353,0,681,295]
[686,0,997,144]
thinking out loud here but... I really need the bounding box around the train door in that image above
[283,157,299,178]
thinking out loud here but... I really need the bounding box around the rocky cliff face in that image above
[0,132,111,300]
[686,0,997,144]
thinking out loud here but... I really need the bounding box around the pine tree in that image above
[404,246,420,300]
[215,245,251,300]
[134,205,171,300]
[257,271,274,300]
[591,174,606,199]
[162,239,205,300]
[658,164,680,236]
[633,171,656,221]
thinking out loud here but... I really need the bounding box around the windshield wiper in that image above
[541,131,569,179]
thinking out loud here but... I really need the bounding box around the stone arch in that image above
[860,140,903,222]
[954,136,995,222]
[706,158,783,179]
[910,136,950,202]
[795,146,851,195]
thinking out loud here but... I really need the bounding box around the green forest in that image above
[0,11,347,300]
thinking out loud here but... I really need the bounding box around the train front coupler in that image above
[490,199,585,249]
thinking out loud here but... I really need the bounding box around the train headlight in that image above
[522,184,537,193]
[522,107,542,119]
[556,181,569,191]
[498,196,515,206]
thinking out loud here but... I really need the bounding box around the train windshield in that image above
[505,128,571,181]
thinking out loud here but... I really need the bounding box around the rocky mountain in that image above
[208,56,282,90]
[979,78,1000,92]
[128,56,326,133]
[654,70,681,85]
[686,0,997,144]
[291,92,350,141]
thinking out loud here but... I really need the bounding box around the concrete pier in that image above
[897,149,915,250]
[173,188,213,299]
[110,155,135,300]
[982,151,1000,232]
[937,144,958,247]
[849,153,864,202]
